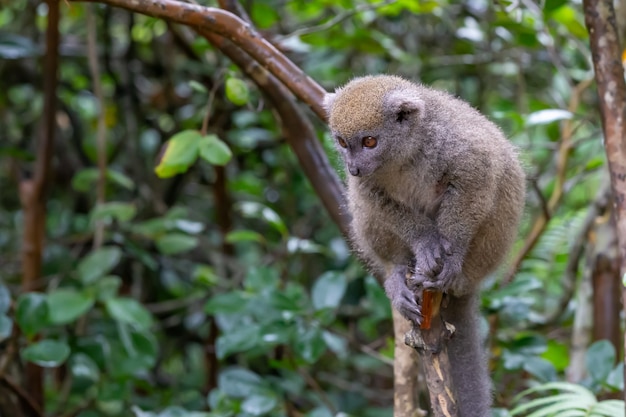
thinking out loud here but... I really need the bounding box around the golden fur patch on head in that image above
[328,75,414,137]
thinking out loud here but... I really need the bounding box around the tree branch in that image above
[194,28,349,234]
[70,0,327,120]
[583,0,626,399]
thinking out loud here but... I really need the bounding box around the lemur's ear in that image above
[323,93,337,116]
[384,90,425,123]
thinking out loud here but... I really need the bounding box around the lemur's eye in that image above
[337,137,348,148]
[362,136,377,148]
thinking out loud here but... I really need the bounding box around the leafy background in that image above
[0,0,623,416]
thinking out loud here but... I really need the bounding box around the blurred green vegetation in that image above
[0,0,622,416]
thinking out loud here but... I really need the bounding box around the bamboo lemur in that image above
[324,75,525,416]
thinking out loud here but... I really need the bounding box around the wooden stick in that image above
[405,290,458,416]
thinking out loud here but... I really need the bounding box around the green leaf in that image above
[16,293,49,338]
[250,3,279,29]
[106,169,135,190]
[586,340,616,383]
[155,233,199,255]
[95,275,122,301]
[205,292,249,315]
[70,352,100,384]
[0,33,40,59]
[286,237,324,254]
[312,271,347,311]
[322,330,348,359]
[244,267,279,293]
[189,80,208,93]
[107,325,158,378]
[77,246,122,285]
[294,326,326,363]
[241,393,278,415]
[192,265,219,287]
[173,219,204,234]
[218,367,263,398]
[216,325,261,359]
[106,297,154,330]
[607,363,624,391]
[225,229,265,244]
[0,314,13,342]
[198,134,232,166]
[550,5,588,39]
[154,130,201,178]
[225,77,250,106]
[522,356,556,382]
[237,202,288,237]
[544,0,568,13]
[0,284,10,314]
[91,202,137,223]
[72,168,135,192]
[541,340,569,371]
[47,289,95,325]
[22,339,70,367]
[132,217,172,238]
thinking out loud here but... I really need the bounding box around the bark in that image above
[19,0,60,412]
[404,292,458,417]
[393,309,425,417]
[583,0,626,399]
[591,212,621,355]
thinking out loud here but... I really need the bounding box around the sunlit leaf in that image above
[154,130,201,178]
[526,109,573,126]
[225,77,250,106]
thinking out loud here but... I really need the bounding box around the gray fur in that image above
[326,75,526,416]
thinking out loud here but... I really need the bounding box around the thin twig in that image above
[503,78,593,284]
[86,4,108,249]
[0,375,44,417]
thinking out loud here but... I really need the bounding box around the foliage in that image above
[511,382,625,417]
[0,0,620,415]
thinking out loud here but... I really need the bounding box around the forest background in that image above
[0,0,625,416]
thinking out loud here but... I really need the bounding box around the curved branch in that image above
[197,28,350,235]
[71,0,328,120]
